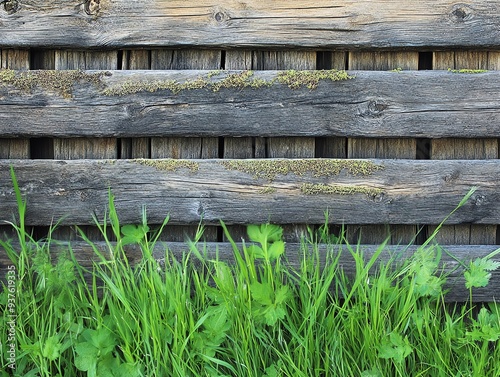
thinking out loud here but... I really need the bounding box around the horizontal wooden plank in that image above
[1,70,500,138]
[1,1,500,48]
[0,158,498,226]
[1,241,498,302]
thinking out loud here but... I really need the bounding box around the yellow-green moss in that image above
[102,69,353,96]
[133,158,199,172]
[102,79,196,96]
[219,159,384,182]
[390,67,403,73]
[447,68,488,74]
[258,185,277,194]
[0,69,107,98]
[211,71,274,92]
[276,69,354,90]
[301,183,383,197]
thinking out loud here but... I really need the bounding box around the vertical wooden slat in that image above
[53,50,119,160]
[255,51,317,241]
[257,51,316,160]
[224,50,255,160]
[121,50,151,158]
[0,50,31,238]
[52,51,119,240]
[151,49,221,241]
[0,50,30,160]
[222,49,262,241]
[430,51,497,245]
[347,51,419,244]
[315,51,347,159]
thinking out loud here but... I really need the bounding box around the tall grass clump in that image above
[1,171,499,376]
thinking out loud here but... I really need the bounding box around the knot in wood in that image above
[212,8,230,24]
[85,0,100,16]
[3,0,19,14]
[450,3,473,22]
[473,194,486,206]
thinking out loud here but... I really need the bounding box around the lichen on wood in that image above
[132,159,199,172]
[447,68,488,74]
[301,183,383,197]
[101,69,353,96]
[0,69,107,98]
[219,159,384,182]
[276,69,354,89]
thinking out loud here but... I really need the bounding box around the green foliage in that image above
[2,175,499,377]
[465,257,500,289]
[377,332,413,363]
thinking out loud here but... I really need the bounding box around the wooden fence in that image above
[1,0,499,300]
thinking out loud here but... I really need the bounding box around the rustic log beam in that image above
[0,70,499,138]
[0,158,497,226]
[0,1,499,49]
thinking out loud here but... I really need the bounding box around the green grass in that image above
[1,172,500,376]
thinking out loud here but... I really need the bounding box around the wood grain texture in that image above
[0,49,30,159]
[430,51,498,244]
[51,50,119,240]
[121,50,151,158]
[2,70,500,138]
[347,51,418,244]
[0,158,497,226]
[150,49,221,241]
[1,241,498,302]
[1,1,500,49]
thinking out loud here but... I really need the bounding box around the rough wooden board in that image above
[2,1,500,49]
[151,50,222,70]
[258,51,316,240]
[223,50,256,162]
[121,50,151,158]
[0,158,498,226]
[0,49,29,69]
[51,50,119,240]
[315,51,347,159]
[52,51,118,160]
[347,51,418,244]
[3,70,500,138]
[0,140,29,158]
[430,51,498,245]
[1,241,498,302]
[150,49,221,241]
[0,49,30,159]
[53,138,117,159]
[122,50,150,70]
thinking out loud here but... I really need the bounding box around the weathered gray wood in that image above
[0,49,30,160]
[347,51,418,244]
[316,51,348,159]
[0,139,29,158]
[52,51,118,161]
[223,50,257,162]
[51,50,119,240]
[0,158,498,226]
[1,49,29,70]
[430,51,498,245]
[2,1,500,49]
[150,49,221,241]
[1,241,498,302]
[121,50,151,158]
[3,70,500,138]
[258,51,316,163]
